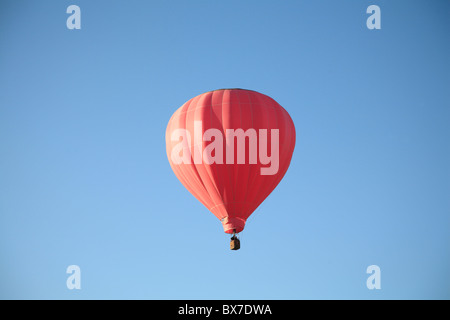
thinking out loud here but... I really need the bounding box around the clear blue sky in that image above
[0,0,449,299]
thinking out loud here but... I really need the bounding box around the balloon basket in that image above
[230,235,240,250]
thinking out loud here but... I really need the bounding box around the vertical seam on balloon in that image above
[222,90,234,218]
[241,89,254,218]
[185,96,215,208]
[169,99,211,208]
[200,91,223,213]
[232,90,243,217]
[179,100,212,207]
[249,95,280,214]
[207,90,224,217]
[265,107,294,206]
[243,94,267,211]
[259,100,289,209]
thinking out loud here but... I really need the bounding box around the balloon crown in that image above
[208,88,259,93]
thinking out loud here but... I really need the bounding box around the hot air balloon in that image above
[165,89,296,250]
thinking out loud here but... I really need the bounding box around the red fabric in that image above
[166,89,296,233]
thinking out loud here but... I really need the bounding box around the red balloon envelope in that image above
[165,89,296,235]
